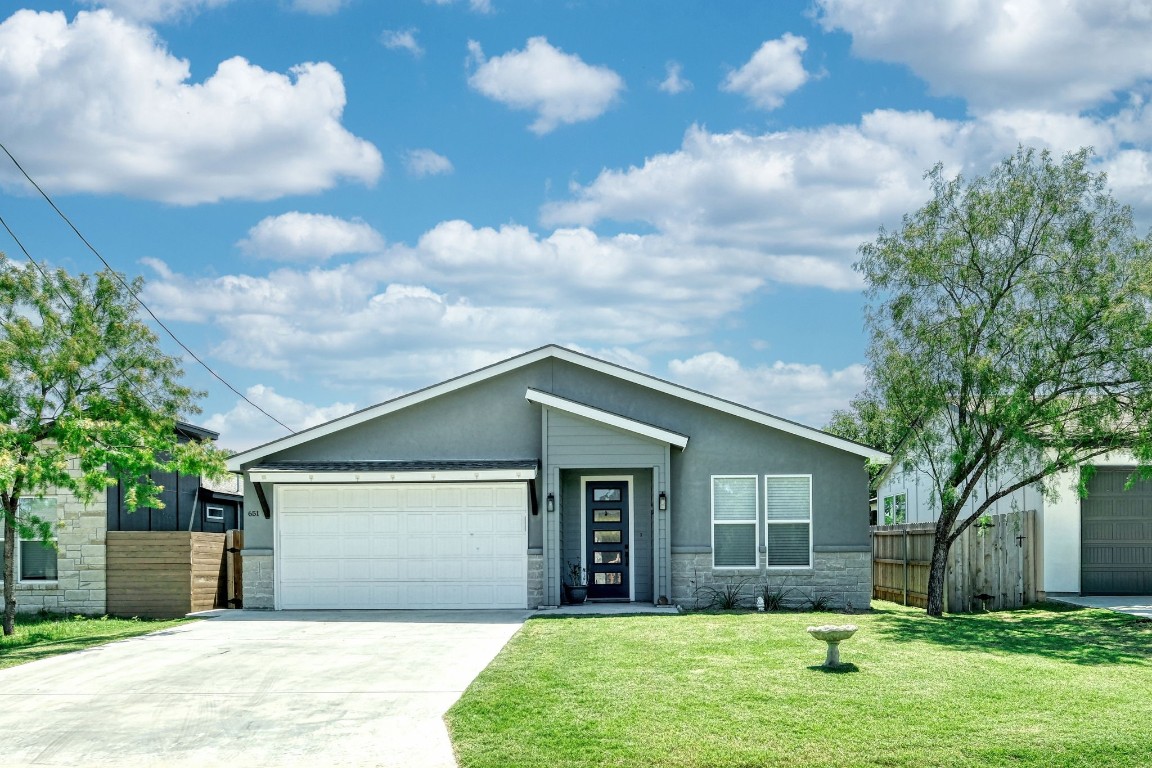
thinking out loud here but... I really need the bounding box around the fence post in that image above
[902,528,909,606]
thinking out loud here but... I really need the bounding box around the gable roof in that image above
[226,345,890,470]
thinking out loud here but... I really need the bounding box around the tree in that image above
[0,257,228,635]
[856,147,1152,617]
[825,391,906,481]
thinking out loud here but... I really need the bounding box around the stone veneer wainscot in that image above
[671,550,871,611]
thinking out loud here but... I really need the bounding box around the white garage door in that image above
[276,482,528,609]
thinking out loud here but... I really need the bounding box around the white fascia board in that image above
[525,388,689,449]
[226,344,889,469]
[247,467,538,484]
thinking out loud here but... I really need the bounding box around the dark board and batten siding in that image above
[107,470,242,532]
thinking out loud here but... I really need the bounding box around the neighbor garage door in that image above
[276,482,528,609]
[1082,468,1152,595]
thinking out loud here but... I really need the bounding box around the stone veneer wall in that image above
[241,549,275,609]
[671,551,871,611]
[9,458,108,614]
[527,550,544,608]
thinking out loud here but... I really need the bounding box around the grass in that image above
[0,612,191,670]
[447,602,1152,768]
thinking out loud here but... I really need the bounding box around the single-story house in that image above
[1,423,242,615]
[877,450,1152,596]
[226,345,888,610]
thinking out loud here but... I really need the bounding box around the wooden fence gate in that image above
[871,509,1037,612]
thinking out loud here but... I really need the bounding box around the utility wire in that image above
[0,141,295,435]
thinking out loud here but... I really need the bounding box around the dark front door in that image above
[586,480,629,599]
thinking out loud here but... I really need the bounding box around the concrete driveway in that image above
[1049,595,1152,619]
[0,609,530,767]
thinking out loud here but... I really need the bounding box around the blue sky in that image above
[2,0,1152,450]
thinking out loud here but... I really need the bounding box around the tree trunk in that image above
[925,518,953,617]
[3,509,16,636]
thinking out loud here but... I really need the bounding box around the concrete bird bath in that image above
[807,624,858,668]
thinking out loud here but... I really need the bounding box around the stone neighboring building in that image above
[2,422,241,615]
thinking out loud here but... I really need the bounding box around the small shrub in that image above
[697,580,751,610]
[761,582,794,611]
[805,592,836,612]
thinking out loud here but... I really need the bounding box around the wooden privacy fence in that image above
[107,531,244,618]
[872,509,1037,612]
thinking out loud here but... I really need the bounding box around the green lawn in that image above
[0,612,191,670]
[447,602,1152,768]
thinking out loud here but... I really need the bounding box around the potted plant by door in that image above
[565,561,588,605]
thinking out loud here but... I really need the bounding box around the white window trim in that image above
[882,491,908,525]
[205,504,225,521]
[764,474,813,570]
[711,474,759,570]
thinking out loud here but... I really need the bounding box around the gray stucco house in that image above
[225,346,888,610]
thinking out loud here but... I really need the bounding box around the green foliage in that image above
[856,146,1152,615]
[825,391,907,481]
[0,256,228,634]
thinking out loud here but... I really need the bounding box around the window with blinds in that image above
[711,476,758,568]
[764,475,811,567]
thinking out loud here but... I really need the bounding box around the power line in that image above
[0,141,295,435]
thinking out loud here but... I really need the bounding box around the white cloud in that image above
[668,352,868,428]
[380,27,423,57]
[237,213,385,262]
[722,34,811,110]
[82,0,231,23]
[0,10,382,204]
[405,149,454,177]
[543,112,975,259]
[466,37,625,134]
[659,61,692,95]
[204,385,357,451]
[290,0,347,14]
[816,0,1152,112]
[425,0,493,13]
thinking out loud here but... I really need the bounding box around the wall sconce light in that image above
[546,492,555,513]
[658,491,667,511]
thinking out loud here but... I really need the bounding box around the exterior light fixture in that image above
[546,492,555,513]
[658,491,667,511]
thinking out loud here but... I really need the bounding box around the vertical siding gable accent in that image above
[545,410,668,467]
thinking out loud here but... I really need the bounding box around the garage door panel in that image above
[435,487,464,507]
[404,488,434,507]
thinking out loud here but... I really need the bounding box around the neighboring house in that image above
[0,422,241,614]
[877,449,1152,596]
[225,345,888,611]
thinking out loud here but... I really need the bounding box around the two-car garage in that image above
[273,480,530,610]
